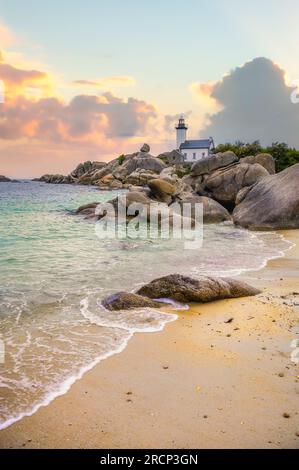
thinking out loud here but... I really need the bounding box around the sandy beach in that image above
[0,230,298,449]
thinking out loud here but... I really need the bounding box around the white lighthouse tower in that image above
[175,116,188,149]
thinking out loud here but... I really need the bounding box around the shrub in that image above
[214,140,299,172]
[117,154,126,166]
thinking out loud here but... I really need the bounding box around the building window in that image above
[202,152,205,157]
[184,153,187,160]
[193,152,196,159]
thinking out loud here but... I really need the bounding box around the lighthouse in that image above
[175,116,214,162]
[175,116,188,149]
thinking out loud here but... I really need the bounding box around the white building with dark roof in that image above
[175,117,214,162]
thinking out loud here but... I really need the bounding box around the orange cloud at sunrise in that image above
[189,81,221,116]
[72,76,136,89]
[0,23,15,48]
[0,61,53,100]
[0,35,163,178]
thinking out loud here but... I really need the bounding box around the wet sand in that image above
[0,230,298,449]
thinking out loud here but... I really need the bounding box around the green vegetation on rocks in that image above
[117,154,126,166]
[214,141,299,172]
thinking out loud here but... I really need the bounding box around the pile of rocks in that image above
[0,175,11,182]
[36,143,299,230]
[101,274,261,310]
[75,148,276,225]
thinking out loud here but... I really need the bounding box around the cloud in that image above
[0,45,160,177]
[0,21,176,177]
[0,90,157,142]
[189,81,219,114]
[0,62,47,86]
[0,60,54,101]
[196,57,299,146]
[0,23,15,48]
[72,76,136,88]
[0,45,156,145]
[0,19,178,178]
[0,92,159,177]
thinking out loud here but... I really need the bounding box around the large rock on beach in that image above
[124,170,156,186]
[114,155,166,180]
[202,162,269,208]
[137,274,261,303]
[75,202,101,219]
[241,153,275,174]
[76,202,100,213]
[191,151,238,176]
[77,191,195,228]
[85,191,152,220]
[176,194,231,223]
[157,150,184,165]
[119,191,151,205]
[148,178,176,204]
[102,292,163,310]
[111,191,152,213]
[233,163,299,230]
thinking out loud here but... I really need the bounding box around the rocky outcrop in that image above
[91,166,115,184]
[113,155,166,182]
[191,151,238,176]
[201,162,269,209]
[76,191,196,230]
[109,179,124,189]
[76,202,99,213]
[176,194,231,223]
[124,169,156,186]
[0,175,11,182]
[76,191,152,220]
[137,274,261,303]
[38,174,67,184]
[71,161,106,179]
[235,186,252,206]
[101,174,115,185]
[157,150,184,165]
[233,163,299,230]
[107,192,193,229]
[112,191,152,211]
[241,153,275,174]
[100,274,260,311]
[77,175,93,185]
[71,161,92,179]
[159,166,178,181]
[81,197,150,217]
[74,151,299,231]
[140,143,150,153]
[75,202,101,219]
[102,292,163,310]
[148,178,176,204]
[40,144,299,233]
[37,161,107,185]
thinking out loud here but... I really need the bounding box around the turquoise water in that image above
[0,181,292,430]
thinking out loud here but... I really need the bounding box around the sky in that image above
[1,0,299,177]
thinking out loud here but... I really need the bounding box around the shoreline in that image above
[0,230,298,448]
